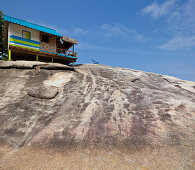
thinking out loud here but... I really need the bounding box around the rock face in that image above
[0,60,74,70]
[0,63,194,169]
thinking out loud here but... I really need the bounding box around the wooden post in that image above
[8,49,11,61]
[73,61,74,66]
[52,57,53,63]
[36,54,38,61]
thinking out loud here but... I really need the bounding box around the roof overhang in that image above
[4,15,62,36]
[62,36,78,45]
[4,15,78,45]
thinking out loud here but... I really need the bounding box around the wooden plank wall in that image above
[3,21,8,49]
[40,33,57,53]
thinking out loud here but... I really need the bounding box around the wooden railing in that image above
[57,48,77,58]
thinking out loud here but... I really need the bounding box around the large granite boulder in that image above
[0,63,194,169]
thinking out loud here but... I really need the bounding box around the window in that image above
[22,30,31,39]
[41,34,49,43]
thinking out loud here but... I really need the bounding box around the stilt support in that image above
[36,55,38,61]
[8,50,11,61]
[52,57,53,63]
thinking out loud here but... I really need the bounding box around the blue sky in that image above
[1,0,195,81]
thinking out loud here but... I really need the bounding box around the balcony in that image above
[57,48,77,59]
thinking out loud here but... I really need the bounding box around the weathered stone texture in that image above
[0,64,194,169]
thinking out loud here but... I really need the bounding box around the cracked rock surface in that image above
[0,64,194,169]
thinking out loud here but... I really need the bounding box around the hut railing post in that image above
[8,49,11,61]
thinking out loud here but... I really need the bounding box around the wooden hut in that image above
[3,15,78,65]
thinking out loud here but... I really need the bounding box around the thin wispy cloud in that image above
[159,0,195,50]
[55,27,88,37]
[34,21,87,37]
[78,42,146,55]
[72,27,88,36]
[167,0,195,35]
[51,23,144,43]
[142,0,176,18]
[78,43,103,50]
[142,0,195,50]
[159,36,195,50]
[101,23,144,41]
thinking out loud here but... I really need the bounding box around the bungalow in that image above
[3,15,78,65]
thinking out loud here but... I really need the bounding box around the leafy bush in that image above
[0,10,8,60]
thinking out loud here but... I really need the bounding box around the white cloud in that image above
[167,0,195,35]
[77,42,146,55]
[35,22,87,37]
[159,36,195,50]
[142,0,176,18]
[72,27,88,36]
[101,23,144,41]
[78,43,102,50]
[159,0,195,50]
[56,27,88,37]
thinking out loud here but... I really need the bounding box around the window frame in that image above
[22,30,31,40]
[41,34,50,43]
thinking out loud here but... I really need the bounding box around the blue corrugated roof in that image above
[4,15,62,36]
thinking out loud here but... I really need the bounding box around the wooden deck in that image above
[9,45,77,65]
[57,48,77,58]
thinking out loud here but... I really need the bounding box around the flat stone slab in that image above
[28,86,59,99]
[0,60,74,70]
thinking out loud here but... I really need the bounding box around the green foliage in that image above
[0,10,8,60]
[0,10,4,57]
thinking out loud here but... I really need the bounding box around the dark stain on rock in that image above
[25,70,49,86]
[124,117,149,150]
[4,128,17,135]
[113,116,116,122]
[49,131,76,149]
[158,109,172,122]
[166,131,181,146]
[176,104,186,111]
[153,101,164,104]
[160,113,171,122]
[118,124,121,133]
[131,78,140,83]
[86,75,92,82]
